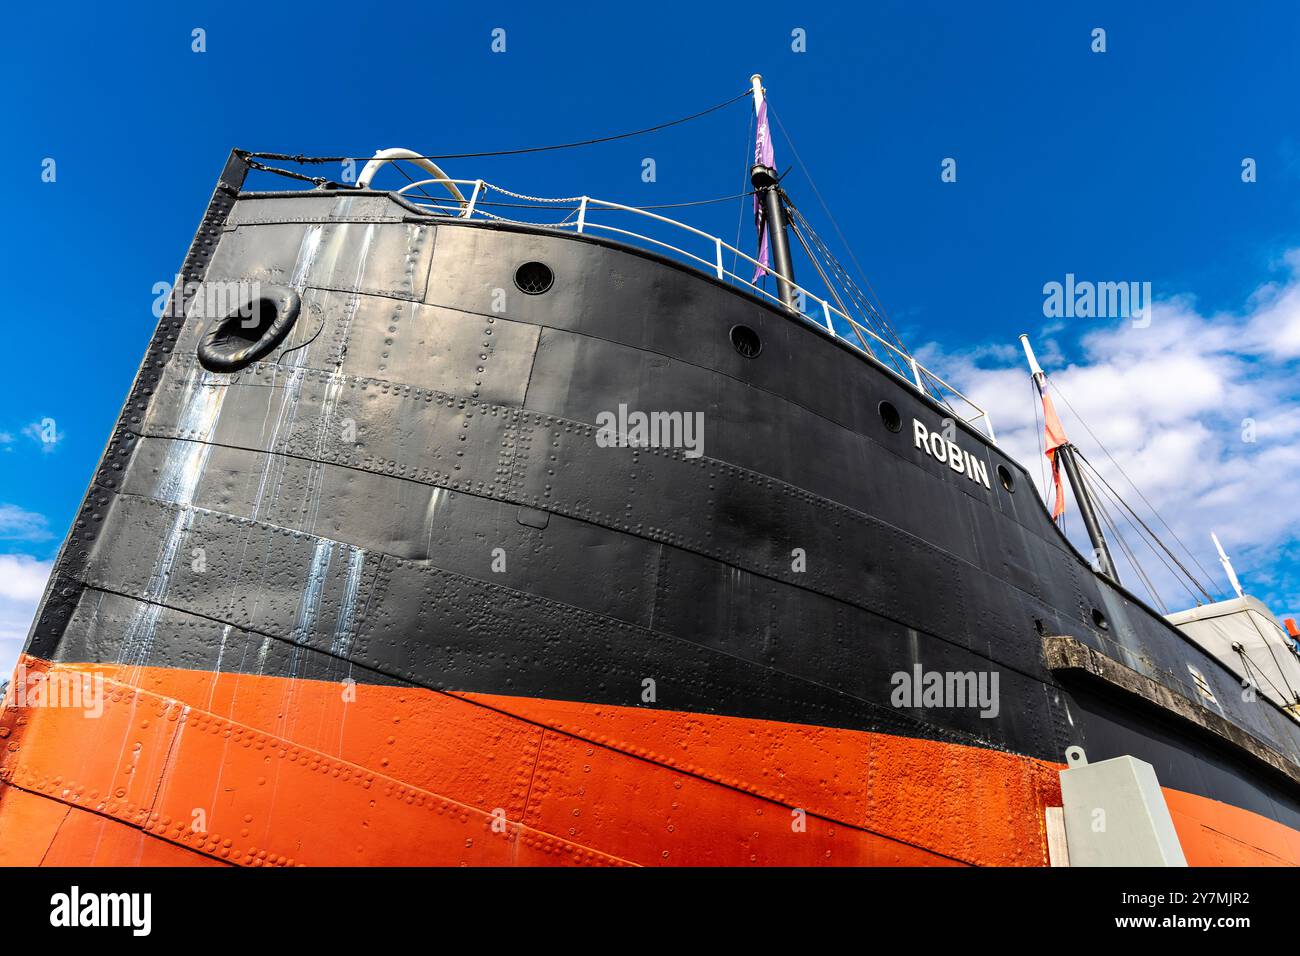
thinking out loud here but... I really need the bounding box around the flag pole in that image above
[1211,532,1245,599]
[1020,334,1120,583]
[749,73,797,310]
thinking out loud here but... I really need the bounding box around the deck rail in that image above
[395,176,996,442]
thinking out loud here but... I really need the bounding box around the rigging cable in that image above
[1081,453,1209,608]
[785,205,878,351]
[732,107,755,280]
[784,203,931,388]
[768,107,918,361]
[243,156,341,188]
[1076,450,1215,603]
[1080,453,1199,601]
[787,204,911,369]
[1045,378,1220,593]
[1097,463,1196,606]
[1030,377,1055,521]
[1242,602,1300,703]
[1085,466,1177,612]
[1234,644,1294,705]
[245,90,752,165]
[1082,463,1168,611]
[784,201,959,412]
[787,218,860,334]
[391,160,440,206]
[788,208,887,355]
[788,216,881,359]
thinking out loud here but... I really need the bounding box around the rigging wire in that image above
[784,202,937,390]
[243,156,341,188]
[247,85,931,399]
[1097,470,1196,606]
[768,107,917,359]
[788,216,877,357]
[1092,485,1168,613]
[391,160,440,205]
[1076,458,1164,607]
[1031,377,1051,507]
[1242,603,1300,703]
[781,197,962,414]
[1085,463,1188,611]
[244,90,752,166]
[1075,450,1215,603]
[1081,454,1190,590]
[732,108,755,280]
[786,209,880,336]
[638,191,759,210]
[787,218,857,328]
[1234,644,1294,705]
[1082,456,1209,609]
[1044,378,1220,592]
[786,204,909,366]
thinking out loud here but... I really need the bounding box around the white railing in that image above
[394,177,996,442]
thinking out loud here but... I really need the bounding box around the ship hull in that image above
[4,655,1296,866]
[4,153,1300,866]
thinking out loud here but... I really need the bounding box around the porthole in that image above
[997,464,1015,492]
[197,284,300,372]
[878,400,902,433]
[514,261,554,295]
[1091,607,1108,631]
[730,324,762,358]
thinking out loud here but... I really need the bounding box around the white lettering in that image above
[910,418,993,493]
[946,441,965,475]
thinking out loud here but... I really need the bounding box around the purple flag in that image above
[754,98,774,168]
[752,99,774,282]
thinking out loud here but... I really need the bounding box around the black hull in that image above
[10,153,1300,864]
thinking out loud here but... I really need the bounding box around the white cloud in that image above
[0,554,53,603]
[0,554,52,679]
[0,503,52,542]
[925,255,1300,621]
[1242,250,1300,360]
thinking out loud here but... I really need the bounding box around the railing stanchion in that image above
[910,357,924,390]
[463,180,483,220]
[821,299,835,333]
[714,238,724,279]
[577,196,589,234]
[983,413,996,443]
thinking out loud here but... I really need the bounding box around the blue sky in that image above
[2,1,1299,663]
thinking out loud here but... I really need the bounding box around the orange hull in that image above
[0,655,1293,867]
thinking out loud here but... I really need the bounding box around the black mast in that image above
[1021,334,1120,583]
[1056,443,1119,581]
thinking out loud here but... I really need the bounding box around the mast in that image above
[1020,334,1120,583]
[1211,532,1246,599]
[749,74,798,310]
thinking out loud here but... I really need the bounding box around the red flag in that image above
[1041,390,1069,519]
